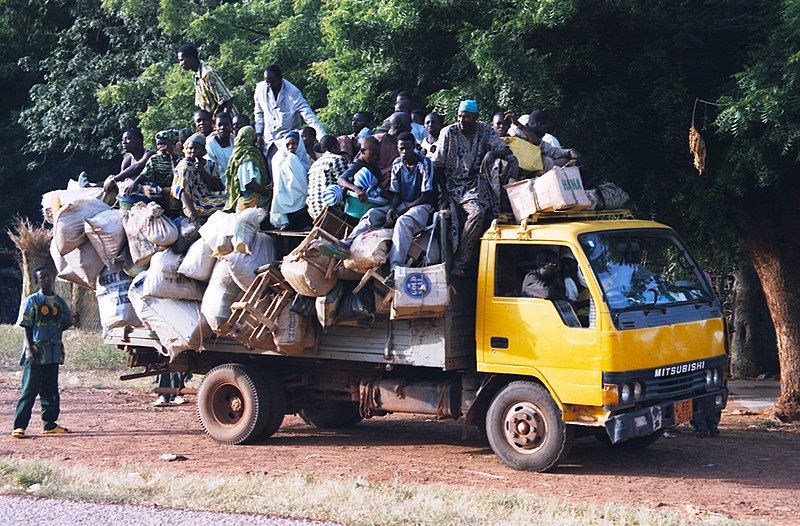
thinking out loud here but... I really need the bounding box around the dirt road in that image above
[0,385,797,524]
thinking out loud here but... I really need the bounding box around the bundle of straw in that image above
[7,217,53,299]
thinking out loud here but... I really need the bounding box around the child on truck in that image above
[320,132,436,284]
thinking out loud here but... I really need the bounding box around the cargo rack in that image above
[496,209,634,226]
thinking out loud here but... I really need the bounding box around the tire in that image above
[485,381,572,472]
[595,429,663,450]
[256,368,286,440]
[299,400,363,429]
[197,364,284,445]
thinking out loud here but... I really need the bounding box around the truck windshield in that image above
[578,230,713,311]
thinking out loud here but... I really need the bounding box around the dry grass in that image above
[0,460,758,526]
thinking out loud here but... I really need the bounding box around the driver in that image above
[521,251,567,300]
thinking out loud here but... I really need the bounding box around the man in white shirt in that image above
[253,64,326,169]
[205,113,234,184]
[529,109,561,147]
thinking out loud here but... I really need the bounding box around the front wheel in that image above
[485,381,572,472]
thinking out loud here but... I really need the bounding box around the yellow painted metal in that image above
[475,218,727,423]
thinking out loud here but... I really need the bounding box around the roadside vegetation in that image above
[0,459,757,526]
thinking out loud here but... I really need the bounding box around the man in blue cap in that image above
[432,99,516,277]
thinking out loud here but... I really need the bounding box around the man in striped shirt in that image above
[177,44,236,117]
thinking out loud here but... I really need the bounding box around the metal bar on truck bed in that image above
[119,370,168,381]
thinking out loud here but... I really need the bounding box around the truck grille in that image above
[643,370,706,401]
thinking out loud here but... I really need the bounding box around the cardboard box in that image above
[391,264,450,319]
[533,165,591,213]
[504,166,591,221]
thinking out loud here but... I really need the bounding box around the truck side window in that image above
[494,244,593,328]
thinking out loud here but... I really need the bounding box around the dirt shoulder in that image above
[0,383,796,524]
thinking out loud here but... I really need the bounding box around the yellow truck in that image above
[108,210,728,471]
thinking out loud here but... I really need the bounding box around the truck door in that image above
[478,241,602,406]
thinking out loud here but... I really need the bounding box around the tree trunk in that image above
[744,208,800,421]
[731,264,778,378]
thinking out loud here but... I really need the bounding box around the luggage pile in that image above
[43,184,450,359]
[43,187,275,359]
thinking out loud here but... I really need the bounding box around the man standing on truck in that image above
[177,44,236,117]
[432,99,516,277]
[11,267,77,438]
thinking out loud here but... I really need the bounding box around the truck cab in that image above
[473,211,728,470]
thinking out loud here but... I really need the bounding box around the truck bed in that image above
[106,280,476,371]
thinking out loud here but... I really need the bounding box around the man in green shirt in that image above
[12,267,77,438]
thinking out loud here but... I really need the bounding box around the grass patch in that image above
[0,460,759,526]
[0,325,126,371]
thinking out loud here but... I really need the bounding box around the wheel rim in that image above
[210,383,245,426]
[503,401,547,454]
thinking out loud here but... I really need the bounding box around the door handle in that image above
[490,337,509,349]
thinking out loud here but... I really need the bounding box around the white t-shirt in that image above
[205,134,233,184]
[542,133,561,148]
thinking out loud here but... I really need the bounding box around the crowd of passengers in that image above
[102,44,584,288]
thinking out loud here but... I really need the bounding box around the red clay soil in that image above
[0,385,797,524]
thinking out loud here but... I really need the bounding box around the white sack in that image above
[84,209,126,267]
[232,207,267,255]
[141,202,179,247]
[143,249,205,300]
[122,207,158,266]
[58,241,104,290]
[129,271,209,359]
[225,232,276,291]
[178,238,216,282]
[343,228,393,272]
[50,238,67,276]
[201,259,243,333]
[95,263,140,334]
[53,199,110,255]
[199,210,236,258]
[42,185,105,224]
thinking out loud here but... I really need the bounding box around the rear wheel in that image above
[299,400,363,429]
[485,381,572,472]
[197,364,285,444]
[595,429,663,450]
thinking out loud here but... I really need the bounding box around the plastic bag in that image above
[290,294,317,316]
[232,207,267,255]
[343,228,393,272]
[225,232,275,291]
[315,282,345,329]
[595,182,630,210]
[143,250,205,300]
[53,199,110,255]
[178,238,216,282]
[335,284,375,325]
[84,209,126,267]
[201,259,242,334]
[198,210,236,258]
[58,241,104,290]
[95,262,140,334]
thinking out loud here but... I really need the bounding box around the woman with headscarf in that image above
[224,126,271,212]
[171,133,226,222]
[270,131,310,229]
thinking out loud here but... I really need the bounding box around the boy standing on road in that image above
[12,267,77,438]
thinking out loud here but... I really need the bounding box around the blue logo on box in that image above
[403,273,431,298]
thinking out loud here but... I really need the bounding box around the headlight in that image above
[633,382,643,400]
[621,384,631,403]
[705,369,713,386]
[713,368,720,386]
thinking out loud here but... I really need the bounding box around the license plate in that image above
[674,399,693,424]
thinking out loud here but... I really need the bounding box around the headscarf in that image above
[183,133,206,155]
[224,126,269,211]
[155,129,178,145]
[285,130,300,142]
[459,99,479,113]
[357,127,373,138]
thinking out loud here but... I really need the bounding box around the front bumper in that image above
[604,388,727,444]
